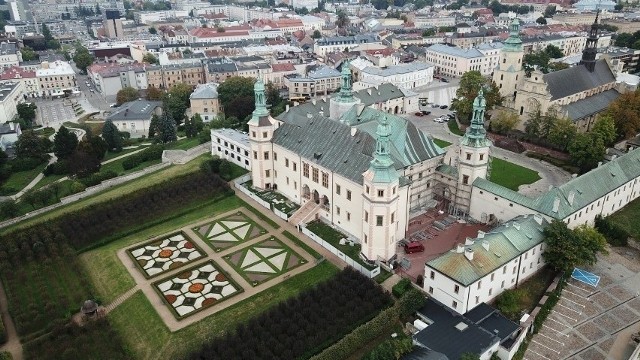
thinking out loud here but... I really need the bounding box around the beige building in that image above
[284,65,341,100]
[36,60,77,97]
[104,18,124,39]
[189,83,222,122]
[0,66,38,97]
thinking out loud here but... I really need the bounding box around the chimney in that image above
[481,240,489,251]
[465,237,474,246]
[568,191,575,206]
[552,197,560,213]
[477,231,485,239]
[465,248,474,261]
[350,128,357,136]
[533,214,543,225]
[456,243,464,253]
[513,222,520,230]
[597,161,602,167]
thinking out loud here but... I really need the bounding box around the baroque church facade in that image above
[247,65,493,263]
[494,15,619,132]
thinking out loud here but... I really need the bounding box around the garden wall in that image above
[234,181,270,210]
[301,225,380,278]
[273,208,289,221]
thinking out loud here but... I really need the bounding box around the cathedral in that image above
[247,65,492,263]
[494,14,619,132]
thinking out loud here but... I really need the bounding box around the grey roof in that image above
[401,348,448,360]
[0,123,18,135]
[212,128,249,146]
[414,298,500,360]
[190,83,219,100]
[0,43,17,55]
[206,61,237,73]
[353,83,404,105]
[0,82,20,101]
[543,60,615,100]
[465,303,520,343]
[362,62,432,77]
[473,147,640,219]
[308,65,341,79]
[427,44,483,58]
[563,89,620,121]
[106,100,162,121]
[426,215,547,286]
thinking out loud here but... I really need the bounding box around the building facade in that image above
[211,128,251,170]
[189,82,222,122]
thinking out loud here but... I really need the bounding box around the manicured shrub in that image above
[392,278,412,298]
[78,170,118,187]
[122,145,164,170]
[594,215,629,246]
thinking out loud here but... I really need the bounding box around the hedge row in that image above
[77,170,118,187]
[311,289,426,360]
[122,145,164,170]
[594,215,629,246]
[392,278,412,298]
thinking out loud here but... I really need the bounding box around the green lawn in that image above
[516,266,556,313]
[433,138,452,148]
[0,162,48,195]
[447,120,464,136]
[166,137,201,150]
[100,156,162,176]
[609,197,640,240]
[306,220,375,269]
[490,158,541,191]
[109,262,339,360]
[373,269,393,284]
[102,147,143,162]
[32,174,66,191]
[80,195,243,303]
[283,230,322,260]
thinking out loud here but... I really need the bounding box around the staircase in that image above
[104,286,139,314]
[289,201,321,227]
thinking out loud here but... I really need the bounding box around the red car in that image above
[404,241,425,254]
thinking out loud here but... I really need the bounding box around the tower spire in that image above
[337,60,355,102]
[503,18,522,52]
[248,76,269,125]
[460,88,491,148]
[580,10,600,73]
[369,115,398,182]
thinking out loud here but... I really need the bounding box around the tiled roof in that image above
[543,60,615,100]
[427,44,484,58]
[427,215,548,286]
[361,62,432,76]
[0,66,35,80]
[563,89,620,121]
[271,63,296,72]
[106,100,162,121]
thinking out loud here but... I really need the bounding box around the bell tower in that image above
[330,61,360,122]
[580,10,600,73]
[493,18,524,100]
[248,77,275,190]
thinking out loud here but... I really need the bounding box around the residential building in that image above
[412,15,456,28]
[351,60,434,90]
[314,35,380,57]
[353,83,419,115]
[0,66,38,97]
[0,122,21,156]
[189,83,222,122]
[105,99,163,138]
[35,61,77,98]
[211,128,251,170]
[87,62,148,97]
[425,43,503,77]
[0,81,24,123]
[103,9,124,39]
[424,215,548,314]
[284,64,341,100]
[0,43,21,69]
[265,63,298,89]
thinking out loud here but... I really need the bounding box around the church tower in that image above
[361,115,403,262]
[457,89,492,190]
[248,77,275,190]
[493,18,524,101]
[580,11,599,73]
[330,61,361,122]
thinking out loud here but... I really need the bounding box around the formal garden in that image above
[191,211,267,251]
[128,232,204,278]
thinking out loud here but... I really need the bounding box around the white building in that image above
[0,81,25,123]
[35,61,77,97]
[425,43,502,77]
[87,63,148,98]
[0,43,21,69]
[351,60,434,90]
[299,15,325,31]
[211,128,251,170]
[424,215,548,314]
[135,10,190,24]
[314,35,380,57]
[413,16,456,29]
[105,100,162,138]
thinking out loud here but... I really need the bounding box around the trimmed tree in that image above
[101,120,123,152]
[165,83,193,124]
[451,71,502,123]
[158,112,177,143]
[53,126,78,159]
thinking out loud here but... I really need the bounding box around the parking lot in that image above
[524,248,640,360]
[37,101,76,128]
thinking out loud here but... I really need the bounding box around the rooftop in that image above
[212,128,249,147]
[361,61,432,76]
[190,82,219,100]
[106,99,162,121]
[543,60,616,100]
[0,82,21,102]
[427,43,484,58]
[35,61,75,77]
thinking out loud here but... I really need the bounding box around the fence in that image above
[234,181,270,210]
[301,225,380,278]
[273,208,289,221]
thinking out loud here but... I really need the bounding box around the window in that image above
[364,211,368,222]
[285,158,289,167]
[462,175,469,185]
[476,296,479,304]
[392,186,396,195]
[391,212,395,223]
[430,271,435,280]
[429,287,433,294]
[347,190,352,200]
[312,168,319,183]
[376,215,383,226]
[377,189,384,197]
[477,281,481,289]
[480,154,484,161]
[253,151,258,160]
[265,170,270,177]
[501,281,505,289]
[322,172,328,188]
[293,162,297,171]
[513,266,517,274]
[489,289,492,296]
[336,184,341,195]
[347,212,351,221]
[365,185,370,194]
[264,151,269,160]
[336,206,340,215]
[454,285,460,294]
[364,235,367,243]
[466,153,471,160]
[503,266,507,274]
[262,131,267,138]
[452,301,458,308]
[303,163,309,177]
[273,152,277,161]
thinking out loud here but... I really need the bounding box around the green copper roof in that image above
[369,115,400,183]
[473,147,640,219]
[336,60,356,103]
[503,18,523,52]
[460,88,492,148]
[248,77,269,126]
[427,215,547,286]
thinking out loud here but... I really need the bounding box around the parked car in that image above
[440,105,448,109]
[415,111,424,116]
[421,110,431,115]
[404,241,425,254]
[441,78,449,83]
[431,104,439,108]
[109,103,119,108]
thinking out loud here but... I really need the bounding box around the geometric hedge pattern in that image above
[224,237,306,286]
[192,211,266,251]
[129,233,203,278]
[155,261,242,318]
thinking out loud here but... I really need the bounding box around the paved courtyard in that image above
[37,101,76,128]
[524,247,640,360]
[118,207,315,330]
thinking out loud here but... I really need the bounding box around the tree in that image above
[148,26,157,34]
[148,114,160,138]
[543,220,607,272]
[568,132,605,173]
[15,130,50,160]
[73,44,94,74]
[495,289,522,320]
[544,45,564,59]
[614,3,623,10]
[605,90,640,139]
[422,28,436,37]
[146,86,164,100]
[116,87,139,105]
[547,117,576,150]
[491,110,519,134]
[536,17,547,25]
[16,103,37,126]
[0,200,19,218]
[142,52,159,64]
[335,10,349,28]
[451,71,502,123]
[158,111,177,143]
[523,51,551,75]
[101,120,123,152]
[53,126,78,159]
[544,5,557,17]
[185,113,203,138]
[591,115,617,147]
[67,140,101,178]
[42,24,60,49]
[20,46,39,61]
[84,135,107,161]
[165,83,193,124]
[311,29,322,39]
[217,76,255,121]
